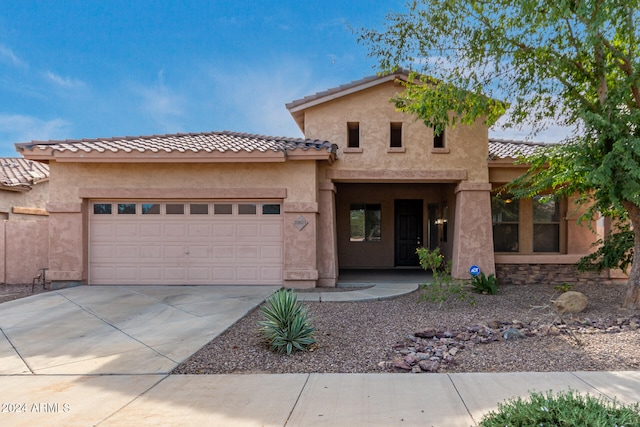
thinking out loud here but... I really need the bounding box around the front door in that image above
[394,199,423,266]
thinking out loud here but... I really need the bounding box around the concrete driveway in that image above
[0,285,279,375]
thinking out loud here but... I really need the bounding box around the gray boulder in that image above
[552,291,588,314]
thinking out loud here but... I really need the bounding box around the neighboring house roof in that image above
[286,69,414,132]
[488,139,550,161]
[16,131,338,164]
[0,158,49,192]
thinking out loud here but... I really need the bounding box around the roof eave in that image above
[18,145,337,164]
[0,184,30,193]
[286,73,406,114]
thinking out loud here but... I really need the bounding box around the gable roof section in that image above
[0,158,49,192]
[286,69,413,132]
[16,131,338,164]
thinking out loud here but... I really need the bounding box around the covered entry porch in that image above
[335,183,456,269]
[319,180,496,286]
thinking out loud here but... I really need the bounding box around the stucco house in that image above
[0,158,49,220]
[15,70,612,288]
[0,158,49,284]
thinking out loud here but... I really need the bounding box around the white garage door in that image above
[89,200,283,285]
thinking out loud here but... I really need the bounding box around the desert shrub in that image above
[479,389,640,427]
[554,282,574,293]
[257,289,316,355]
[470,272,499,295]
[416,247,475,307]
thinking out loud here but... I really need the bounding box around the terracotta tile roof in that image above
[16,131,337,157]
[0,158,49,190]
[488,139,553,160]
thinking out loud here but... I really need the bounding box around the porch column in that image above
[46,202,84,287]
[317,182,338,287]
[283,202,319,288]
[451,182,495,279]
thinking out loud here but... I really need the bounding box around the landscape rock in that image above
[503,328,526,340]
[551,291,588,314]
[384,314,639,373]
[415,328,437,338]
[418,360,439,372]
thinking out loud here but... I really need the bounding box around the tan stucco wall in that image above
[303,81,489,183]
[48,162,317,203]
[1,220,49,284]
[0,181,49,220]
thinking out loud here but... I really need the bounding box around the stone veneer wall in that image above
[495,264,618,286]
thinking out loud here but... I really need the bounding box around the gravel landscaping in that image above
[0,283,50,304]
[173,282,640,374]
[2,281,638,374]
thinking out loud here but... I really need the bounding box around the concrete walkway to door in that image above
[0,285,279,375]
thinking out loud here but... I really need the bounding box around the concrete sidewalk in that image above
[0,371,638,426]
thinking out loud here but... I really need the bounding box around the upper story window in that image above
[390,122,402,147]
[433,128,445,148]
[347,122,360,148]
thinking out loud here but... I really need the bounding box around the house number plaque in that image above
[294,215,308,231]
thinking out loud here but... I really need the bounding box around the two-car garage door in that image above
[89,200,283,285]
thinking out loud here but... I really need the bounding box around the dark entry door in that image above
[395,200,423,266]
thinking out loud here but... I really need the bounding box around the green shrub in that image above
[470,272,499,295]
[554,282,574,293]
[257,289,316,355]
[416,247,475,307]
[479,389,640,427]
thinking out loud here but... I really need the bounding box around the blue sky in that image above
[0,1,568,157]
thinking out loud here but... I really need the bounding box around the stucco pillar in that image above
[317,182,338,287]
[451,182,495,279]
[283,202,319,288]
[46,202,84,286]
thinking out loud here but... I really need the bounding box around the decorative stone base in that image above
[495,264,620,286]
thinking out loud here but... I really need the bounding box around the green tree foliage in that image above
[359,0,640,308]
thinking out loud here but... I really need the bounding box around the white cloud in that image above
[0,44,27,68]
[204,60,337,138]
[131,70,186,133]
[44,71,86,88]
[0,114,71,155]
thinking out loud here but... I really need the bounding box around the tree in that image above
[358,0,640,308]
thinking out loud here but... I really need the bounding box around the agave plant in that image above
[258,288,316,355]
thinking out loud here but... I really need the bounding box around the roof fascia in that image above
[18,149,288,163]
[18,147,335,164]
[0,185,29,193]
[287,73,405,114]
